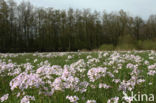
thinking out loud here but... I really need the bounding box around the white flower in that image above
[147,70,156,76]
[87,55,92,59]
[20,95,35,103]
[66,95,79,103]
[107,97,119,103]
[52,77,63,91]
[86,100,96,103]
[34,59,38,63]
[149,57,154,60]
[87,67,107,82]
[99,83,110,89]
[10,72,44,91]
[112,79,120,83]
[144,60,149,65]
[0,94,9,102]
[137,79,145,84]
[68,55,73,59]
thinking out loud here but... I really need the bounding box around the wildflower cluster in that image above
[0,51,155,103]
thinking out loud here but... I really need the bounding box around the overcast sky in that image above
[14,0,156,20]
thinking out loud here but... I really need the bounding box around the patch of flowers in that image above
[0,51,156,103]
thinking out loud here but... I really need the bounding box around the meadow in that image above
[0,51,156,103]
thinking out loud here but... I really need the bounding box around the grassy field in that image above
[0,51,156,103]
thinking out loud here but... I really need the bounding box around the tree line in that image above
[0,0,156,52]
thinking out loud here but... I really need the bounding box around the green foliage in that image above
[137,40,156,50]
[99,44,114,51]
[116,44,136,50]
[118,34,136,45]
[116,34,137,50]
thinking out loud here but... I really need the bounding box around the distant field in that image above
[0,51,156,103]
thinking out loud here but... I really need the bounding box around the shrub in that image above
[116,44,136,50]
[116,34,137,50]
[137,40,156,50]
[99,44,114,51]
